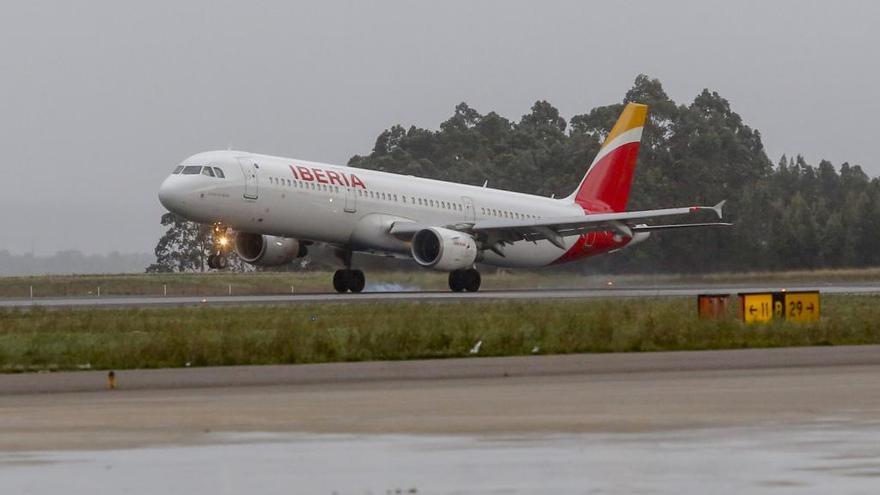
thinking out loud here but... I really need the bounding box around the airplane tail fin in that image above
[566,102,647,212]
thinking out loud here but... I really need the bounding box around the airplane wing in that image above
[389,200,730,251]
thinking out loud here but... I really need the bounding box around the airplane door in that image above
[238,158,259,200]
[344,187,357,213]
[462,196,476,223]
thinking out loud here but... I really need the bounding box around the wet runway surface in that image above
[2,347,880,493]
[3,425,880,495]
[2,283,880,309]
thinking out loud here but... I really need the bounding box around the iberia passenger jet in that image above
[158,103,729,292]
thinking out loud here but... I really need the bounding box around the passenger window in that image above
[213,167,225,178]
[182,166,202,175]
[173,166,184,174]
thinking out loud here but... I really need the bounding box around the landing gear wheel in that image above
[207,254,227,270]
[209,223,230,271]
[449,269,480,292]
[333,269,366,293]
[333,269,350,293]
[449,270,466,292]
[215,255,228,270]
[350,270,365,293]
[464,268,481,292]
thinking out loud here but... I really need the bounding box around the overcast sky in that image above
[1,0,878,255]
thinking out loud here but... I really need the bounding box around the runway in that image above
[2,283,880,309]
[3,346,880,493]
[1,344,879,396]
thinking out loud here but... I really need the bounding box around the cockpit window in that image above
[213,167,225,178]
[181,166,202,175]
[201,166,215,177]
[172,166,184,174]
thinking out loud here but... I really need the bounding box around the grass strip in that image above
[1,296,879,372]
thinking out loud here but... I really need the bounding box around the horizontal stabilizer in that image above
[632,222,732,232]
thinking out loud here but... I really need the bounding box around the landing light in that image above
[218,237,229,247]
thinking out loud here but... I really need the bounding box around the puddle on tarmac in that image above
[2,423,880,494]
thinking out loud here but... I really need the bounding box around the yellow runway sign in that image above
[740,293,774,323]
[737,291,820,323]
[783,292,820,322]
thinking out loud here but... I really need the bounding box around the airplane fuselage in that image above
[158,150,631,268]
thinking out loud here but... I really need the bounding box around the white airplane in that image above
[158,103,729,293]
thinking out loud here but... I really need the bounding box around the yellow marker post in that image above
[740,293,774,323]
[783,292,820,322]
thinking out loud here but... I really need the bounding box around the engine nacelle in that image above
[411,227,478,271]
[234,233,306,266]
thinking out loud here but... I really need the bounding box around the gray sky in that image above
[1,0,878,255]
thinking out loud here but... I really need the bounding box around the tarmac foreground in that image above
[1,346,879,494]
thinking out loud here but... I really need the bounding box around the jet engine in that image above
[234,233,307,266]
[411,227,478,271]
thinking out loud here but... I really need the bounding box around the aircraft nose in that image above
[158,175,186,212]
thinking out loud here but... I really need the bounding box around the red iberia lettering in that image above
[290,164,367,190]
[349,174,366,189]
[313,168,328,184]
[297,166,314,181]
[326,170,344,186]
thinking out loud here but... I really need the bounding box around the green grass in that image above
[1,295,879,372]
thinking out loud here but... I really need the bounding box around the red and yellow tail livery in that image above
[569,102,647,213]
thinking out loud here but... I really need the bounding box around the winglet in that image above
[712,200,726,219]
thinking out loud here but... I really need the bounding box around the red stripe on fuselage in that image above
[551,231,632,265]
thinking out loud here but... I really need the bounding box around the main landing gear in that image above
[333,248,365,293]
[448,268,481,292]
[333,269,366,293]
[207,223,229,270]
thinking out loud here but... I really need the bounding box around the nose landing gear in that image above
[207,223,230,270]
[449,268,481,292]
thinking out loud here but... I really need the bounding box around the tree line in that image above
[149,75,879,274]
